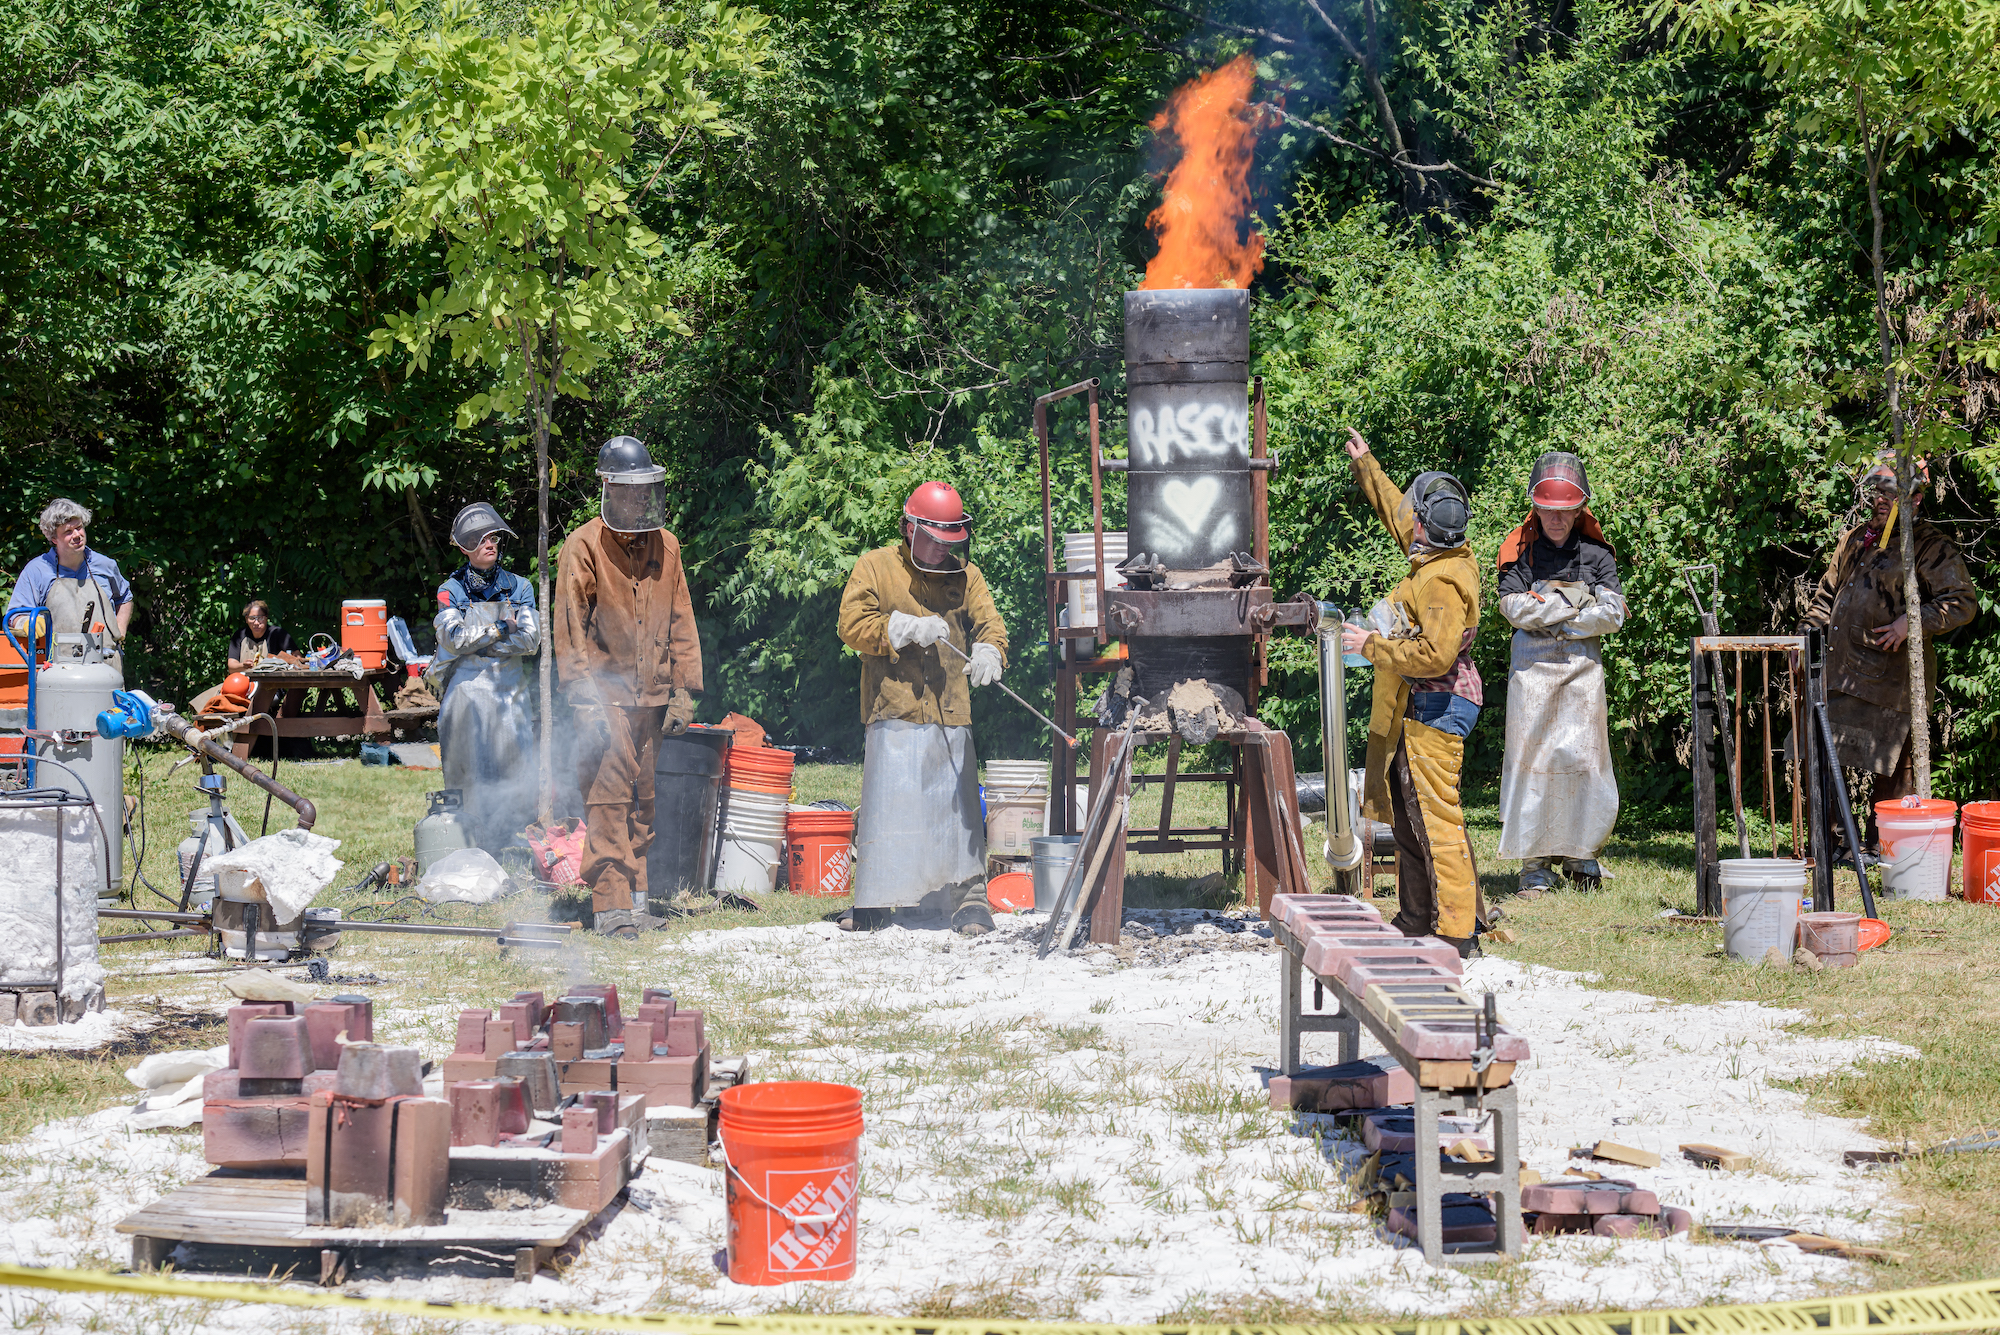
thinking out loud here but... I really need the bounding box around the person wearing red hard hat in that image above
[1494,452,1625,896]
[836,481,1009,936]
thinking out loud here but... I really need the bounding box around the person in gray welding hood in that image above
[430,502,541,854]
[1494,453,1625,894]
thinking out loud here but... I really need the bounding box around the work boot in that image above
[1437,933,1480,960]
[951,877,996,938]
[1514,858,1556,900]
[1565,858,1604,893]
[838,907,892,933]
[592,908,640,940]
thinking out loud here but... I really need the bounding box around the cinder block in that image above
[453,1009,495,1056]
[204,1098,313,1168]
[1395,1018,1533,1063]
[1307,937,1463,985]
[1269,893,1374,932]
[1267,1055,1415,1112]
[226,1002,290,1065]
[666,1010,704,1058]
[1386,1196,1502,1245]
[0,993,17,1026]
[20,992,59,1027]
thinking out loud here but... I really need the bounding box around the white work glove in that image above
[1498,591,1577,633]
[1566,588,1629,639]
[963,642,1003,687]
[887,611,950,650]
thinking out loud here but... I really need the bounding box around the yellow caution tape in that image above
[6,1263,2000,1335]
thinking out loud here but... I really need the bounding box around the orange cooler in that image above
[341,599,389,669]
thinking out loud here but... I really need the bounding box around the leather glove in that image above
[963,642,1004,687]
[662,687,697,736]
[1566,589,1629,639]
[887,610,950,649]
[1498,590,1578,633]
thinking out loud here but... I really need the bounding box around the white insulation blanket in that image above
[0,802,104,1002]
[203,828,343,922]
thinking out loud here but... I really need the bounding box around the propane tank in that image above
[414,789,472,873]
[35,647,124,899]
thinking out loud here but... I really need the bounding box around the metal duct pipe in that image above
[1316,603,1363,888]
[152,706,317,831]
[1123,289,1253,571]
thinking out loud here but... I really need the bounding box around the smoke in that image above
[1141,54,1267,291]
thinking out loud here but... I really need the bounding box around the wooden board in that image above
[117,1172,590,1250]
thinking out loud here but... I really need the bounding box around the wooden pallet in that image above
[117,1172,594,1283]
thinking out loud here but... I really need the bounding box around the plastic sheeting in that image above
[435,599,541,851]
[0,800,104,1004]
[1496,586,1622,860]
[416,846,511,904]
[852,720,984,909]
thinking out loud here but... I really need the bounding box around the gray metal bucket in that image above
[1030,834,1083,912]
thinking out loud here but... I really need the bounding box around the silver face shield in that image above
[601,476,668,533]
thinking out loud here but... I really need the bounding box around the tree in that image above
[347,0,770,819]
[1657,0,2000,797]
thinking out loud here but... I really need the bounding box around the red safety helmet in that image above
[1528,452,1590,511]
[903,482,973,572]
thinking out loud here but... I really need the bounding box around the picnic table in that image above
[228,667,408,759]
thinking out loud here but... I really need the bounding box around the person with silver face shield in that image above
[554,436,704,939]
[430,502,542,855]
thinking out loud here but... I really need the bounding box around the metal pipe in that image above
[1762,652,1778,858]
[101,908,208,924]
[99,929,209,944]
[152,706,317,830]
[1314,603,1363,888]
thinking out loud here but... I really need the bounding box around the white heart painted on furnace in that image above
[1160,476,1221,536]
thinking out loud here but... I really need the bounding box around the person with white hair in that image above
[5,499,133,664]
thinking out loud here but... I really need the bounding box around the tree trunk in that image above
[524,324,556,828]
[1858,87,1929,799]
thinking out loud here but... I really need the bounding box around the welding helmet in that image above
[903,481,973,574]
[1528,452,1590,511]
[597,435,667,534]
[450,501,517,553]
[1403,472,1470,550]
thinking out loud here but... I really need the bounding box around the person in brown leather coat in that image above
[1800,455,1975,851]
[554,437,703,938]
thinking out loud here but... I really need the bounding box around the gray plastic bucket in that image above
[1720,858,1807,963]
[1030,834,1084,912]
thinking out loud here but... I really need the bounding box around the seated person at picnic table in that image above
[227,600,302,670]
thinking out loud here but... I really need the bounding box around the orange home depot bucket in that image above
[719,1081,862,1285]
[786,810,855,897]
[1964,802,2000,904]
[341,599,389,669]
[988,870,1034,912]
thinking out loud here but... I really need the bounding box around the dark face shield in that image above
[907,520,972,574]
[601,476,668,534]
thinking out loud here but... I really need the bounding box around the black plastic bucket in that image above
[649,725,732,899]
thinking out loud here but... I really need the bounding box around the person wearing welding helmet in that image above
[431,501,541,855]
[554,437,704,939]
[836,481,1008,936]
[1800,452,1974,854]
[1339,430,1485,957]
[1495,453,1626,895]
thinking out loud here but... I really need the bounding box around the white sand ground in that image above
[0,909,1916,1331]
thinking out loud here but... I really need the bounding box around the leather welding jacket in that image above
[837,542,1007,726]
[1350,451,1482,826]
[1800,517,1975,774]
[553,518,703,704]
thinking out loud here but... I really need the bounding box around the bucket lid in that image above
[341,599,386,607]
[719,1079,863,1130]
[1875,797,1957,819]
[1858,918,1892,950]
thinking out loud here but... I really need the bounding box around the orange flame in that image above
[1141,55,1265,290]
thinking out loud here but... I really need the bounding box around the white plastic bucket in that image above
[1720,858,1807,963]
[1877,800,1958,902]
[716,831,784,893]
[985,760,1050,804]
[1064,532,1127,629]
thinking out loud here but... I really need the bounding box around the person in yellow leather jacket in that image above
[1338,429,1485,956]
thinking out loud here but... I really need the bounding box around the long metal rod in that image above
[933,637,1077,748]
[1762,653,1778,858]
[1040,729,1133,957]
[151,706,317,830]
[1812,697,1880,918]
[99,929,209,944]
[1789,660,1805,858]
[1734,649,1746,836]
[1314,606,1362,891]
